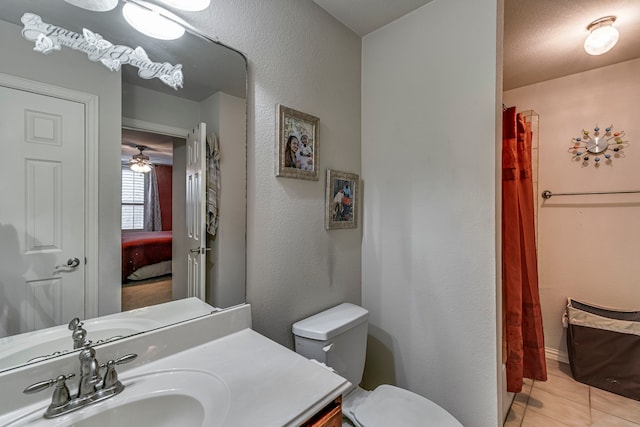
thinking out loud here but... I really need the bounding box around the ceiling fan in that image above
[129,145,154,173]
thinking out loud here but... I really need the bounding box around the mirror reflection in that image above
[0,0,247,373]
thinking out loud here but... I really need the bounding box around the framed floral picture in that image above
[325,169,359,230]
[276,104,319,180]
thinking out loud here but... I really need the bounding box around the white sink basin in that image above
[0,318,161,370]
[2,369,230,427]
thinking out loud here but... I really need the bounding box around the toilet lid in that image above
[354,385,462,427]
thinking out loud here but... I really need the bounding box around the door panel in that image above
[0,85,85,336]
[25,278,63,331]
[25,160,62,253]
[186,123,207,301]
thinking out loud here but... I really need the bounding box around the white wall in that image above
[503,58,640,361]
[182,0,362,346]
[0,19,122,317]
[122,83,201,129]
[361,0,500,425]
[200,92,247,308]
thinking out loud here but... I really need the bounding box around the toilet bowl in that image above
[342,385,461,426]
[292,303,462,427]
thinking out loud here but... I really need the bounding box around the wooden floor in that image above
[121,277,172,311]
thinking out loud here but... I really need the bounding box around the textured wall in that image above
[503,58,640,361]
[178,0,362,346]
[361,0,500,425]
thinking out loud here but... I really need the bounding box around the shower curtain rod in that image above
[541,189,640,199]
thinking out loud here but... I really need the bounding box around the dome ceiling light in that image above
[63,0,118,12]
[122,1,185,40]
[584,16,619,56]
[156,0,211,12]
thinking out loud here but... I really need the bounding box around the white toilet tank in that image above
[292,303,368,391]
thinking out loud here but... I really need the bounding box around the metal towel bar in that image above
[541,190,640,199]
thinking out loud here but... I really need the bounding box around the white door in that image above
[186,123,207,300]
[0,85,86,336]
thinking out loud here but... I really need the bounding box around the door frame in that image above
[121,117,189,302]
[0,73,99,318]
[122,118,189,140]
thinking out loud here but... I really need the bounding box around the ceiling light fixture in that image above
[63,0,118,12]
[122,1,185,40]
[130,145,154,173]
[156,0,211,12]
[584,16,619,56]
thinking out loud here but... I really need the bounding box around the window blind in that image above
[122,167,145,230]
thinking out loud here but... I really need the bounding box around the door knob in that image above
[66,257,81,268]
[189,247,211,254]
[54,257,81,272]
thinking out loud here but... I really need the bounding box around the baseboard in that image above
[545,347,569,364]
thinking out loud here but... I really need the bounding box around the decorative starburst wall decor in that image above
[570,125,628,166]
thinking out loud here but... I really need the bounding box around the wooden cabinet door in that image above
[301,397,342,427]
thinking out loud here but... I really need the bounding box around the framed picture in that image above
[325,169,359,230]
[276,104,319,180]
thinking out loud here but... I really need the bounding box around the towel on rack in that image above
[206,133,221,238]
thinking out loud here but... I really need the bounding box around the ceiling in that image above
[312,0,432,36]
[313,0,640,90]
[121,129,179,166]
[504,0,640,90]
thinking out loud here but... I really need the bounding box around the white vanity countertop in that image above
[0,305,348,426]
[127,327,350,426]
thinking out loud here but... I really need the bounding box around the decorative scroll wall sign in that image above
[20,13,184,90]
[570,124,629,166]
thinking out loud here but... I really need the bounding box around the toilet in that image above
[292,303,462,427]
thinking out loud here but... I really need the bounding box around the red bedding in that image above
[122,231,172,281]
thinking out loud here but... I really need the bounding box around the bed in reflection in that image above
[121,231,172,282]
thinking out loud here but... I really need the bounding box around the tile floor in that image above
[505,359,640,426]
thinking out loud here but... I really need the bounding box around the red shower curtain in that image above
[502,107,547,392]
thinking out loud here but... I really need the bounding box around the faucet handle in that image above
[24,373,75,394]
[100,353,137,389]
[99,353,138,369]
[24,374,75,404]
[113,353,138,365]
[25,374,77,418]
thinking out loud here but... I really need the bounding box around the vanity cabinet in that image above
[301,396,342,427]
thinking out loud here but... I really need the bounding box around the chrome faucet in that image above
[77,346,101,397]
[23,344,137,419]
[68,317,91,349]
[26,318,89,364]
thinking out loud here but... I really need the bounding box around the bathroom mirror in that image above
[0,0,247,372]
